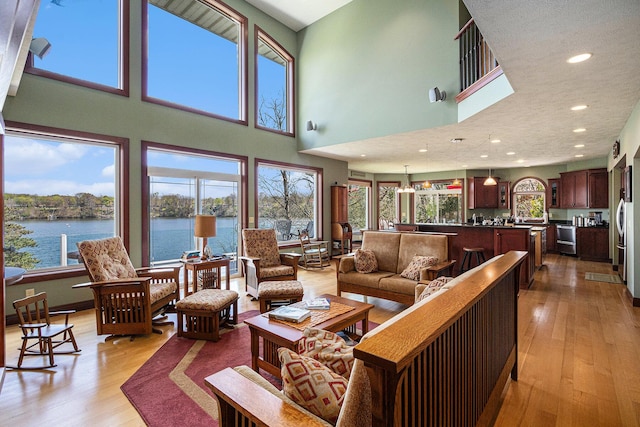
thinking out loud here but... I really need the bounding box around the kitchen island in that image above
[401,223,535,288]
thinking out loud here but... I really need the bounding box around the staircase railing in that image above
[455,18,502,102]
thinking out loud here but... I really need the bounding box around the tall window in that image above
[27,0,128,95]
[255,27,294,135]
[145,147,243,273]
[256,161,321,243]
[513,178,546,220]
[144,0,247,122]
[377,182,399,229]
[2,123,127,276]
[347,180,371,234]
[414,181,463,224]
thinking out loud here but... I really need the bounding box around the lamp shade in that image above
[194,215,216,237]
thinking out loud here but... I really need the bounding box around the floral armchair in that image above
[73,236,180,339]
[240,228,301,299]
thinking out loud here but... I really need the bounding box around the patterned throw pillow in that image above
[354,249,378,273]
[297,328,355,379]
[417,276,454,302]
[400,255,439,280]
[279,348,348,424]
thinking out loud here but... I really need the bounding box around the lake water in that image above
[13,217,239,269]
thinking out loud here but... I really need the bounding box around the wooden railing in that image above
[455,18,502,102]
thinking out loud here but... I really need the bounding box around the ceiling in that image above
[251,0,640,175]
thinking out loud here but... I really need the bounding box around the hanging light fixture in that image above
[483,134,497,185]
[450,138,463,187]
[398,165,415,193]
[422,145,431,189]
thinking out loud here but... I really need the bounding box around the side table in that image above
[181,257,231,297]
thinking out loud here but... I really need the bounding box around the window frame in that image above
[2,121,129,283]
[25,0,130,97]
[411,179,465,224]
[347,178,372,234]
[141,141,249,265]
[512,177,547,220]
[254,26,295,136]
[141,0,248,124]
[254,159,323,247]
[376,181,400,229]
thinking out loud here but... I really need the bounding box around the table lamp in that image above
[194,215,216,260]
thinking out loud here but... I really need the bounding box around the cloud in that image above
[4,138,88,177]
[102,164,115,177]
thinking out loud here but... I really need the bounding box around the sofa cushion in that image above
[298,328,355,379]
[338,271,394,289]
[378,274,421,296]
[361,231,401,273]
[77,236,137,282]
[354,249,378,273]
[279,348,348,424]
[396,233,448,274]
[400,255,439,280]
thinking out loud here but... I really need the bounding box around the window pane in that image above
[3,135,117,271]
[31,0,121,88]
[513,178,545,219]
[414,182,462,224]
[256,31,291,132]
[147,0,241,119]
[377,184,398,229]
[348,183,369,231]
[257,164,317,243]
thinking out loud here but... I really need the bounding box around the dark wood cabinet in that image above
[547,178,561,209]
[498,181,510,209]
[546,224,557,252]
[331,185,348,223]
[494,227,533,288]
[560,170,588,208]
[468,177,499,209]
[577,227,609,262]
[588,168,608,208]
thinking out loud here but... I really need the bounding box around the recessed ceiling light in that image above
[575,154,584,158]
[480,154,488,158]
[462,164,468,168]
[491,139,501,143]
[360,154,366,157]
[419,148,427,153]
[516,159,525,163]
[573,128,586,133]
[571,105,588,111]
[506,152,515,155]
[574,144,585,148]
[567,53,592,63]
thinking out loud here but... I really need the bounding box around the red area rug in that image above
[121,310,266,427]
[122,310,378,426]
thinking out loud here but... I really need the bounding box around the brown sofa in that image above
[336,231,455,305]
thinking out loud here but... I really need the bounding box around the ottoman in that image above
[257,280,304,313]
[176,289,239,341]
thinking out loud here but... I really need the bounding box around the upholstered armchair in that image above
[73,236,181,339]
[240,228,301,299]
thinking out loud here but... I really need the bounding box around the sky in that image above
[4,0,285,197]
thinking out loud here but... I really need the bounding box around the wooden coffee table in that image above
[244,294,374,379]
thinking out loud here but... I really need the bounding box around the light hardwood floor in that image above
[1,254,639,426]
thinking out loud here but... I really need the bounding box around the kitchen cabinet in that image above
[560,170,588,208]
[577,227,609,262]
[468,177,499,209]
[498,181,510,209]
[547,178,561,209]
[532,227,547,268]
[588,168,608,208]
[494,227,533,288]
[546,224,557,252]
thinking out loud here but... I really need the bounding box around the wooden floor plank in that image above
[2,254,640,426]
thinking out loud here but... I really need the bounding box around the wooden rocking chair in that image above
[10,292,80,370]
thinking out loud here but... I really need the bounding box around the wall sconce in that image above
[29,37,52,59]
[306,120,317,131]
[428,87,446,103]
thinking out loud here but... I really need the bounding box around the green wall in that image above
[297,0,460,151]
[2,0,347,312]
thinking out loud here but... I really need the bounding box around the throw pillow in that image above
[278,348,348,424]
[297,328,355,379]
[417,276,454,302]
[354,249,378,273]
[400,255,439,280]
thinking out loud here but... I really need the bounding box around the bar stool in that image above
[460,247,486,273]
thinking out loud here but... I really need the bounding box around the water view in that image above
[13,217,239,270]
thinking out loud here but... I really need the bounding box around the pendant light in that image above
[422,145,431,189]
[398,165,415,193]
[450,138,463,187]
[483,135,497,185]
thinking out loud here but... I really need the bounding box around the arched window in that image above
[512,178,546,220]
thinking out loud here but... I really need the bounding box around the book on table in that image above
[304,298,331,310]
[268,306,311,323]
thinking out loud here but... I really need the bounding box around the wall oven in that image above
[557,225,577,255]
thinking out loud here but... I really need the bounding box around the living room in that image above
[2,0,640,424]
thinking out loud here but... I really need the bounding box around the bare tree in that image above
[258,90,286,131]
